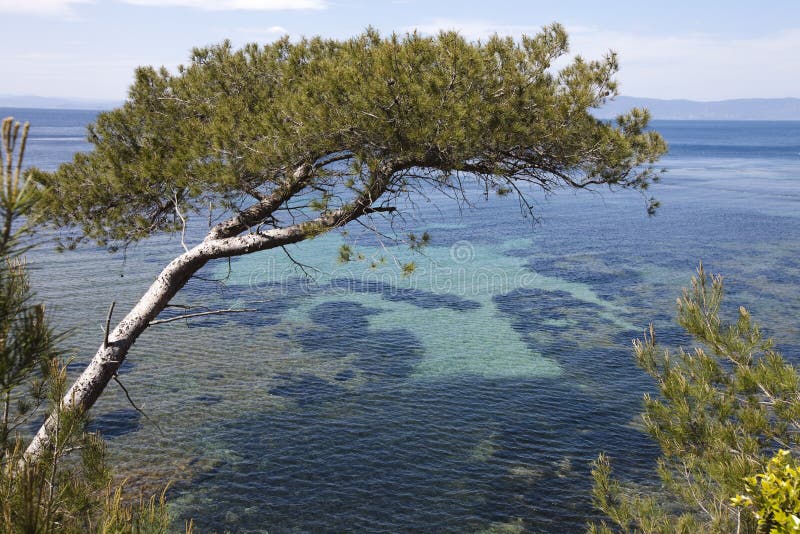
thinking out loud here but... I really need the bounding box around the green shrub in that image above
[732,449,800,533]
[591,264,800,533]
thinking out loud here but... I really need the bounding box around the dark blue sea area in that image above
[8,106,800,532]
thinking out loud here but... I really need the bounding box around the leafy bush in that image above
[732,449,800,533]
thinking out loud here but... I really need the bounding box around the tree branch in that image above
[173,190,189,253]
[207,162,314,239]
[201,160,402,260]
[103,301,116,349]
[112,374,165,437]
[280,245,321,278]
[149,307,257,326]
[364,206,397,214]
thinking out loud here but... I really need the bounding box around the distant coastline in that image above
[0,95,121,111]
[3,94,800,121]
[596,96,800,121]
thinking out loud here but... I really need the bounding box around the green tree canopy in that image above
[33,25,665,249]
[24,25,668,463]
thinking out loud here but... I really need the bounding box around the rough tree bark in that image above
[24,161,396,461]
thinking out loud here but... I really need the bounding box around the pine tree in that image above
[591,264,800,533]
[27,25,668,461]
[0,117,181,533]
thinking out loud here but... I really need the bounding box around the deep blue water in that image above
[7,107,800,533]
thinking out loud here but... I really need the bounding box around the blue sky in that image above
[2,0,799,101]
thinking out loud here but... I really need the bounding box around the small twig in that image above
[149,307,256,326]
[103,301,116,349]
[280,245,321,278]
[163,303,204,310]
[191,257,232,283]
[112,374,165,437]
[173,190,189,253]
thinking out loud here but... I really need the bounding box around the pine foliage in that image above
[591,265,800,533]
[31,25,667,249]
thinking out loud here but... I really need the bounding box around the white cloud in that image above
[408,19,544,41]
[12,52,73,60]
[568,27,800,100]
[407,19,800,100]
[121,0,325,10]
[218,25,294,47]
[0,0,323,16]
[232,25,290,35]
[0,0,93,15]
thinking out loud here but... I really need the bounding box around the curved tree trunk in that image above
[24,247,209,461]
[24,163,394,462]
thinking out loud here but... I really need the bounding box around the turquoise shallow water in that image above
[8,108,800,532]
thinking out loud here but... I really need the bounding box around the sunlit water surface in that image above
[9,107,800,533]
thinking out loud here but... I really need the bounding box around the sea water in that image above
[8,107,800,532]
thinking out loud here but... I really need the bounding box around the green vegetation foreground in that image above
[593,266,800,533]
[0,118,183,532]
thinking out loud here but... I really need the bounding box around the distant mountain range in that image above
[0,95,121,110]
[596,96,800,120]
[2,94,800,120]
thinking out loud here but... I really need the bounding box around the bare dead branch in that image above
[173,190,189,253]
[149,307,257,326]
[280,245,321,278]
[190,257,232,283]
[103,301,116,349]
[112,374,165,437]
